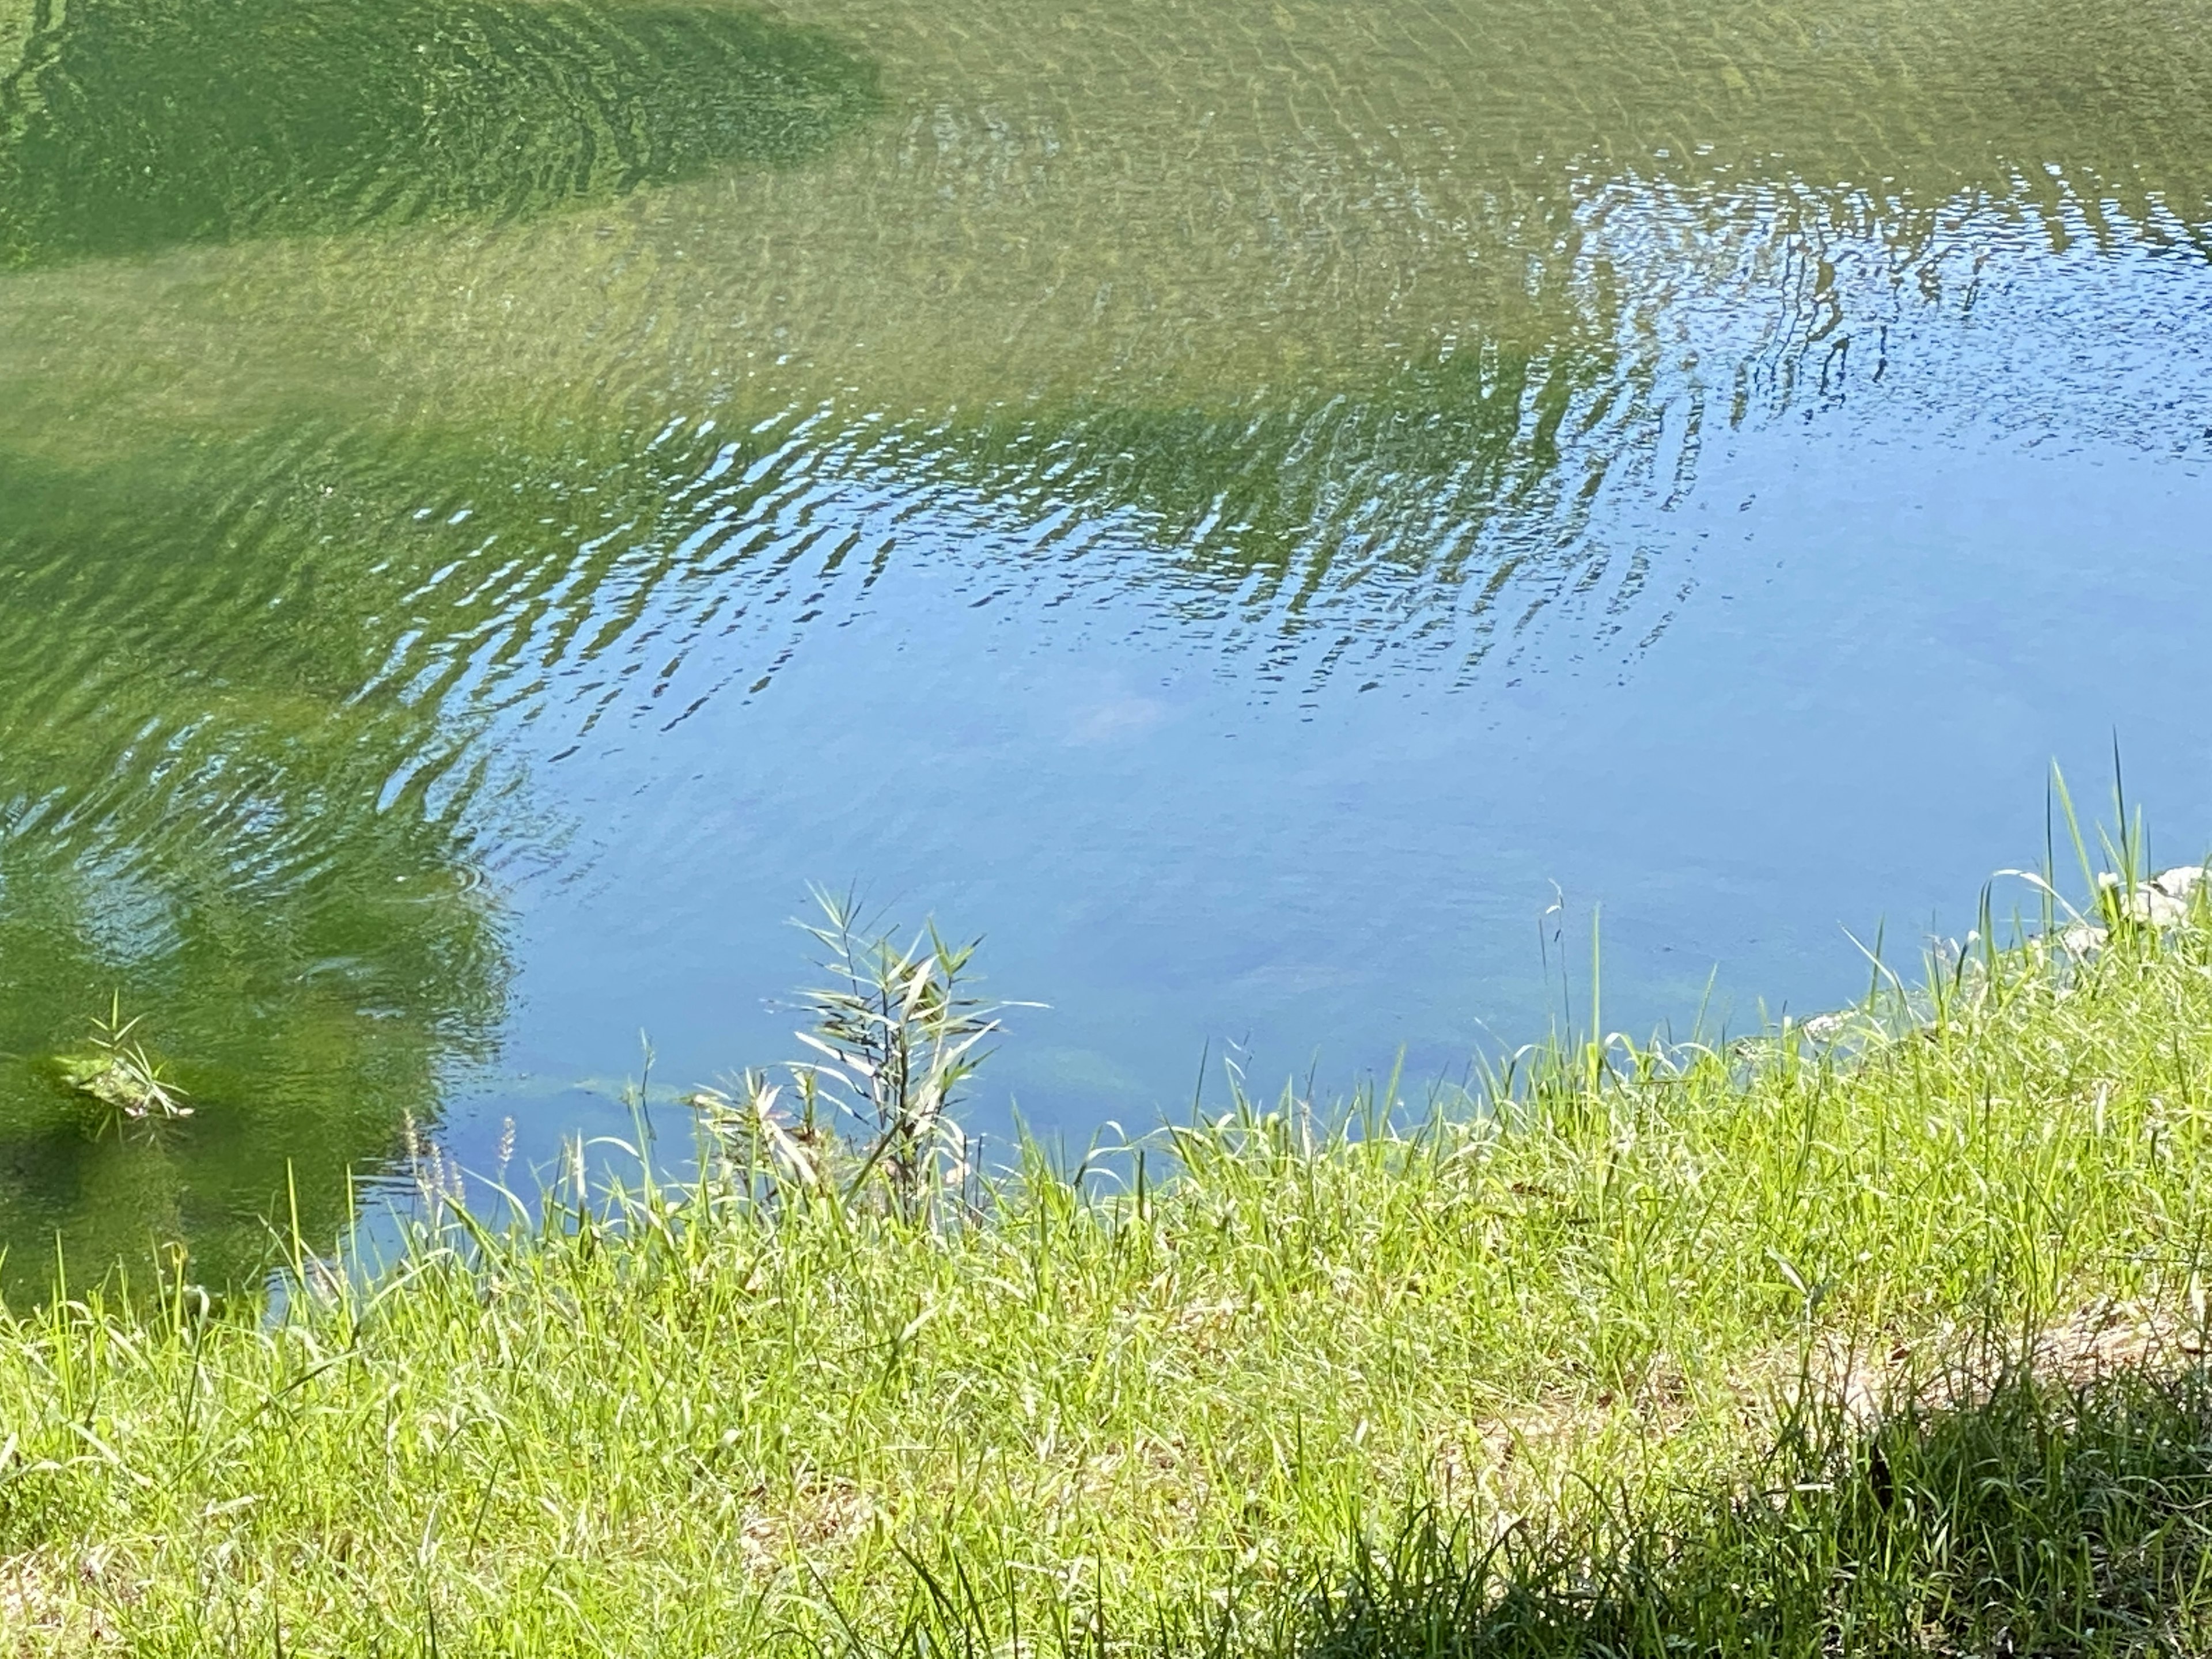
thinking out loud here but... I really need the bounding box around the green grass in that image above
[8,883,2212,1653]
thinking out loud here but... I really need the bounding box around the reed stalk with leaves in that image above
[695,889,1027,1218]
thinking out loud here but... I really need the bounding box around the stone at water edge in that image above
[2130,889,2188,926]
[2153,865,2209,900]
[2095,869,2201,928]
[2061,921,2110,957]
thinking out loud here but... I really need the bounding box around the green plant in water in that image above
[696,889,1026,1217]
[55,993,192,1133]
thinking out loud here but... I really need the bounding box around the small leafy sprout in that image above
[694,1069,826,1202]
[694,889,1036,1219]
[59,993,192,1134]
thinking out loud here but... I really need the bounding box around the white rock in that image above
[2091,870,2197,926]
[2129,888,2189,927]
[2060,922,2108,956]
[2154,865,2207,900]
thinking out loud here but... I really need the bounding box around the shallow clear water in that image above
[4,0,2212,1292]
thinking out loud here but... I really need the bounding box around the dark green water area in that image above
[0,0,876,263]
[2,0,2211,1298]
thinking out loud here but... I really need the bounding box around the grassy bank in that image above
[8,884,2212,1653]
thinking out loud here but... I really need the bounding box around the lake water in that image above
[4,0,2212,1293]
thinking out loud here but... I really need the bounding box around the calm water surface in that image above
[3,0,2212,1290]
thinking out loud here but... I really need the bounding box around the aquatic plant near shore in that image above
[692,889,1029,1217]
[52,994,191,1134]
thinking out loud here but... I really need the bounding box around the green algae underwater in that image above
[0,0,879,265]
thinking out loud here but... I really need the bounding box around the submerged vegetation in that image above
[51,995,190,1134]
[5,853,2212,1652]
[0,0,878,266]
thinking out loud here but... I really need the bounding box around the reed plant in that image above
[7,869,2212,1653]
[691,889,1016,1219]
[52,993,191,1135]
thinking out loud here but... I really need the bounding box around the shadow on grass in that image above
[891,1358,2212,1657]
